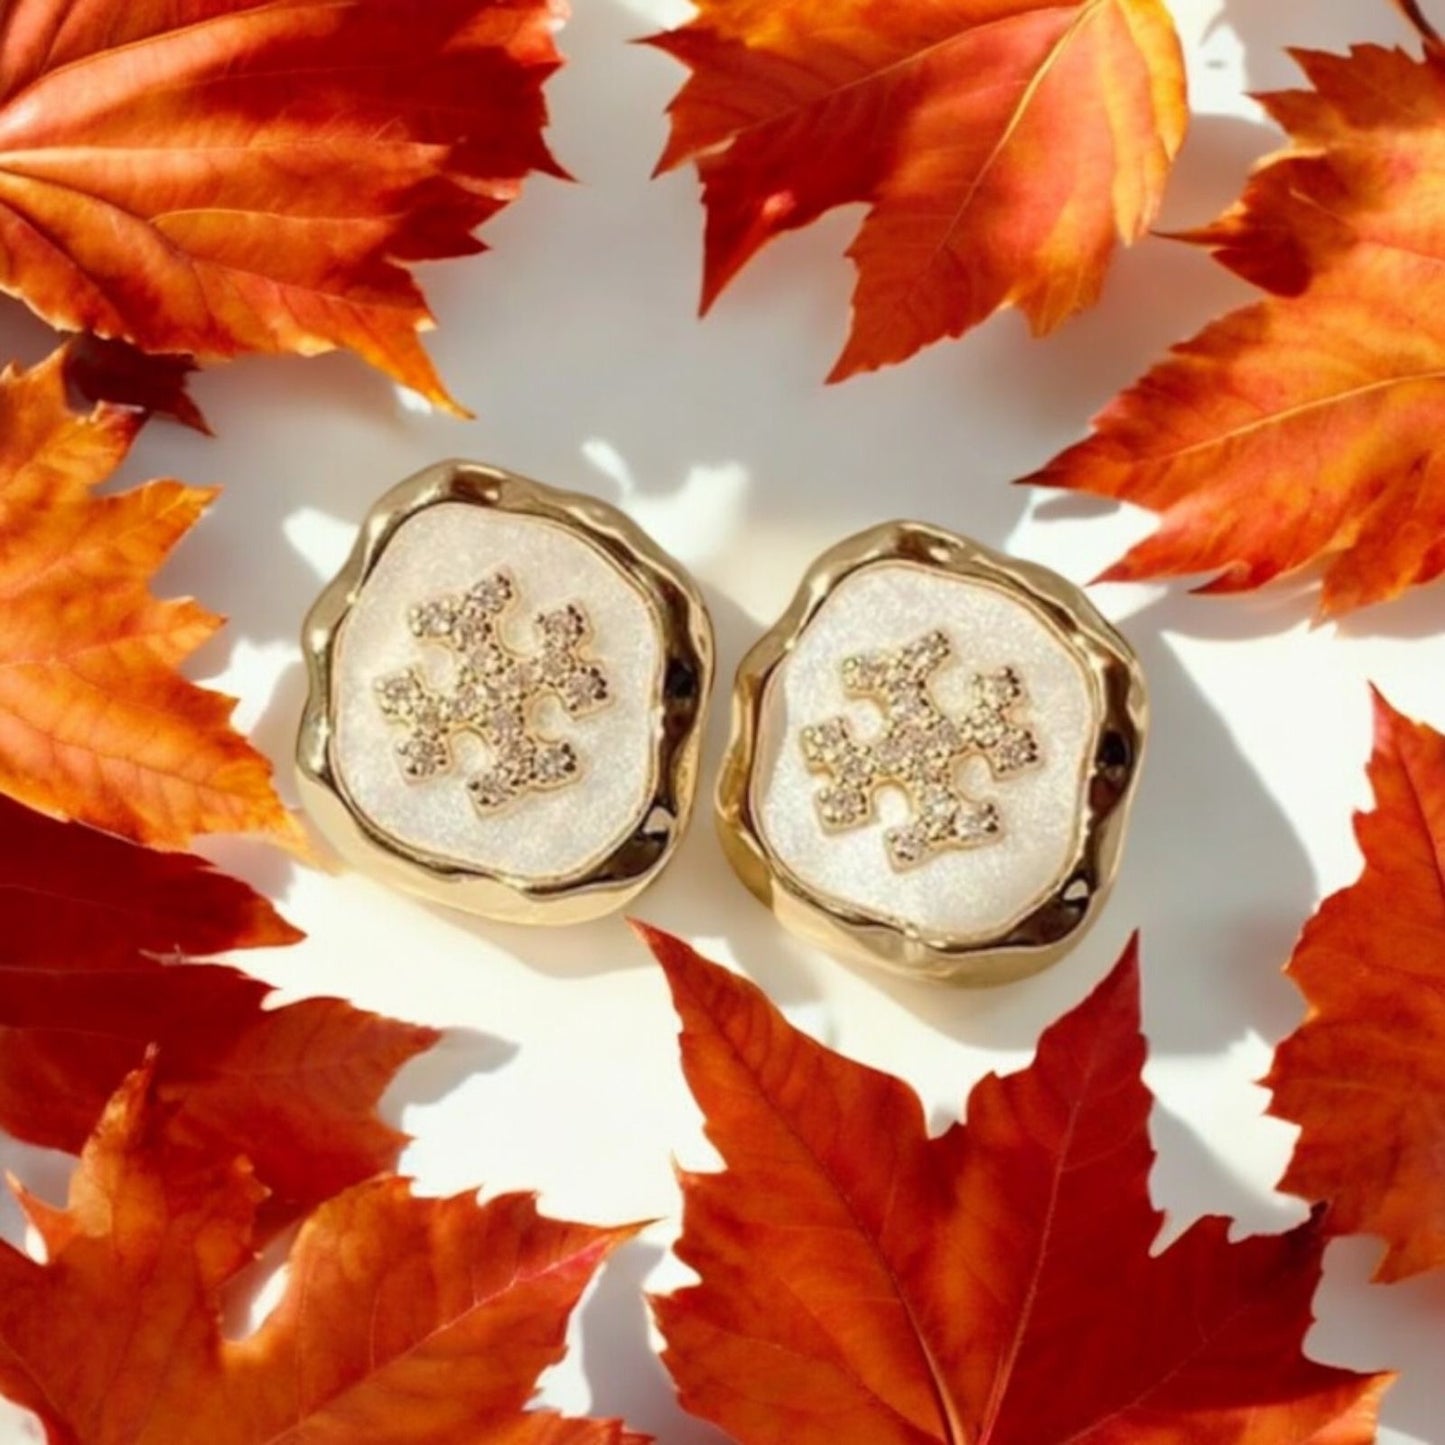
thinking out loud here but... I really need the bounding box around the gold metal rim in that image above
[297,459,715,926]
[715,521,1147,985]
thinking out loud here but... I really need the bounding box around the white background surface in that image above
[3,0,1443,1440]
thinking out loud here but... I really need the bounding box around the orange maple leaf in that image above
[1267,690,1445,1283]
[638,924,1390,1444]
[0,348,302,850]
[0,794,438,1220]
[0,0,567,413]
[1025,20,1445,616]
[649,0,1187,379]
[0,1063,648,1444]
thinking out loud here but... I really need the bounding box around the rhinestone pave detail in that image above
[799,630,1040,871]
[373,571,609,816]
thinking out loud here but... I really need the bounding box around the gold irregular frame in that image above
[298,460,715,925]
[717,522,1147,985]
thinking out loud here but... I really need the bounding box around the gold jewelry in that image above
[717,522,1146,984]
[297,460,714,925]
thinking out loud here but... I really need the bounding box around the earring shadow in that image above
[700,586,1316,1065]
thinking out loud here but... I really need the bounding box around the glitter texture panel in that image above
[752,562,1098,941]
[333,504,664,883]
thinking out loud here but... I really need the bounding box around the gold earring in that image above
[716,522,1146,985]
[297,460,714,926]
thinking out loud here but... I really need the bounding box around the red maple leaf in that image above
[639,924,1390,1444]
[0,1063,648,1443]
[1268,689,1445,1281]
[0,795,438,1221]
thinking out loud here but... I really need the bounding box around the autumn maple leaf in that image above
[0,348,302,849]
[638,924,1390,1444]
[649,0,1187,379]
[0,794,438,1220]
[0,0,568,413]
[0,1063,648,1444]
[1025,17,1445,616]
[1267,690,1445,1282]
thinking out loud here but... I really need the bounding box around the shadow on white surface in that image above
[580,1243,730,1445]
[711,601,1317,1061]
[1218,0,1424,91]
[381,1027,521,1122]
[1107,602,1315,1047]
[1311,1238,1445,1443]
[1148,1098,1303,1238]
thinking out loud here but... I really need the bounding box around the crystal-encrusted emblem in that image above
[799,629,1040,870]
[374,570,610,816]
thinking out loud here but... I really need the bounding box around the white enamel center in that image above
[333,503,663,884]
[752,561,1099,942]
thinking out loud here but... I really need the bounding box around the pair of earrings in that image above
[297,460,1146,986]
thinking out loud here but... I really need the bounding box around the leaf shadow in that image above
[1115,573,1445,647]
[247,657,309,812]
[1147,1099,1304,1248]
[0,300,65,371]
[579,1240,728,1445]
[1308,1237,1445,1443]
[1214,0,1417,91]
[379,1026,520,1127]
